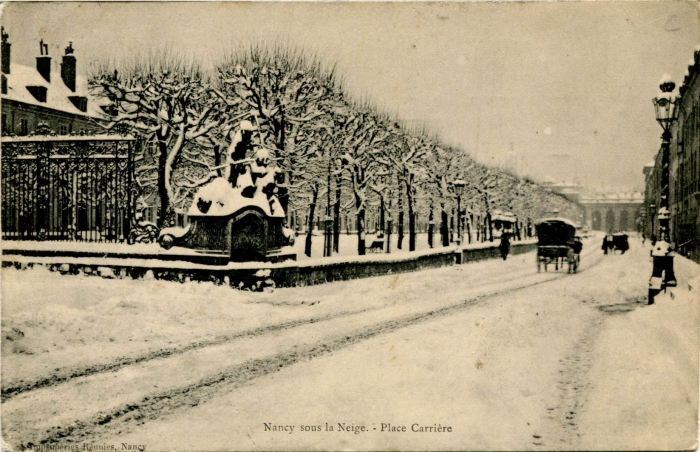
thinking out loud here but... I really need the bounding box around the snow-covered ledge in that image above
[2,239,539,290]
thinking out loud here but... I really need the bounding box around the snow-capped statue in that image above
[157,119,295,263]
[225,120,257,190]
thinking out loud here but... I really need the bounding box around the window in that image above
[59,124,68,135]
[19,118,28,136]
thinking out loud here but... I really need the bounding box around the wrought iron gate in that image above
[1,136,137,243]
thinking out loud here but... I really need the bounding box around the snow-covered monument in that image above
[157,121,295,262]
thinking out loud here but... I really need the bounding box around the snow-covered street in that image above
[2,236,698,450]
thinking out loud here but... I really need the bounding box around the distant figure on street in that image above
[602,235,611,255]
[567,236,583,274]
[499,233,511,260]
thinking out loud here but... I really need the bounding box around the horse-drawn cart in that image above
[535,218,578,273]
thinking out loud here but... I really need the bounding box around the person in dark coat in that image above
[602,235,609,255]
[573,236,583,255]
[499,233,511,260]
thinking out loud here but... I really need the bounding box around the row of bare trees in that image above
[89,44,581,257]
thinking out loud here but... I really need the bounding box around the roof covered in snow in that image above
[534,217,579,228]
[2,63,106,119]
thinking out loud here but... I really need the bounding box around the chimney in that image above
[36,39,50,83]
[61,41,76,92]
[1,27,10,75]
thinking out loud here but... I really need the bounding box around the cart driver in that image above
[572,236,583,257]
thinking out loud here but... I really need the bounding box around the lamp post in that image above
[453,178,466,246]
[649,76,680,303]
[649,203,656,242]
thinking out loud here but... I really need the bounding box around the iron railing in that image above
[1,135,138,243]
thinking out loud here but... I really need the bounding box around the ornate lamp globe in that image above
[453,178,466,197]
[653,75,680,132]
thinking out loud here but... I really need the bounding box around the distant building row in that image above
[644,46,700,263]
[541,180,643,232]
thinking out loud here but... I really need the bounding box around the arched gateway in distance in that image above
[579,192,644,233]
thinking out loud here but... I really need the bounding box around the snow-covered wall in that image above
[3,240,538,291]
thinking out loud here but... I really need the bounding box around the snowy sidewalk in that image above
[575,256,700,450]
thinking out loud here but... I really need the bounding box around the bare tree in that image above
[387,131,429,251]
[337,107,391,255]
[424,144,462,246]
[89,51,230,226]
[215,43,343,217]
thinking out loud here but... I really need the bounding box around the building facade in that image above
[0,29,140,243]
[580,192,644,233]
[540,180,642,232]
[1,28,103,137]
[645,47,700,263]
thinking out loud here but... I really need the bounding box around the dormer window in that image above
[26,85,47,103]
[69,95,88,112]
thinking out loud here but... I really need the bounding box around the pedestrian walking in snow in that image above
[499,233,510,260]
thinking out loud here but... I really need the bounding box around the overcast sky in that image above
[3,1,699,192]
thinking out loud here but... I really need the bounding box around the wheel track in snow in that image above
[4,245,597,402]
[1,307,375,402]
[16,250,606,449]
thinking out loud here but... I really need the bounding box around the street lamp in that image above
[453,178,466,246]
[649,75,680,303]
[649,203,656,242]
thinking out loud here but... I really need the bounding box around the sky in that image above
[2,1,699,192]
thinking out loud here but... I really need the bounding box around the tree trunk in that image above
[333,174,341,253]
[357,208,366,255]
[156,132,170,228]
[213,144,223,177]
[466,216,472,243]
[440,203,450,246]
[325,160,332,257]
[397,191,404,250]
[408,188,416,251]
[305,187,318,257]
[428,205,434,248]
[379,195,385,235]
